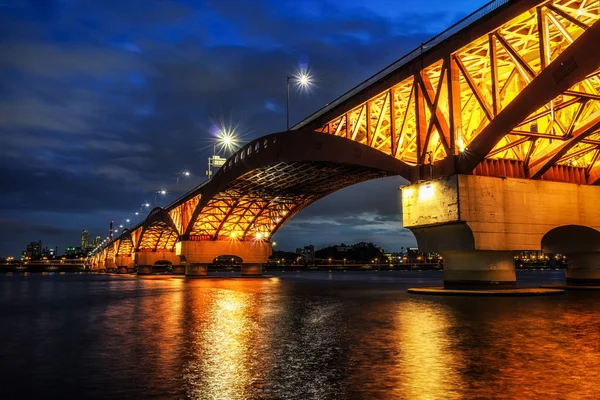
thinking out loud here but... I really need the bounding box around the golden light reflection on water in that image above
[395,300,463,400]
[186,284,261,400]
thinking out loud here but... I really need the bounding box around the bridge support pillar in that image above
[403,174,600,290]
[116,255,135,274]
[565,252,600,285]
[240,263,263,276]
[172,264,185,275]
[178,240,272,265]
[185,263,208,276]
[105,258,117,273]
[137,265,152,275]
[441,251,516,289]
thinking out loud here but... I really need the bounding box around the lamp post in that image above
[154,190,167,207]
[286,70,312,130]
[207,130,237,179]
[140,203,150,216]
[176,171,190,190]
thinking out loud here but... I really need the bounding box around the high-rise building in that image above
[93,236,102,247]
[81,229,90,249]
[24,241,43,259]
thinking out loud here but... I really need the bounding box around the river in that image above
[1,271,599,399]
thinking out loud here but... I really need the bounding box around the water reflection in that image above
[395,299,463,399]
[185,282,264,400]
[3,272,600,399]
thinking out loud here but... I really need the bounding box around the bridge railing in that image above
[292,0,511,130]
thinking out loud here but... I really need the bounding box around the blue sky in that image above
[0,0,485,256]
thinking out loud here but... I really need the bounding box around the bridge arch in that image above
[116,229,135,256]
[182,129,411,242]
[137,208,180,252]
[541,225,600,254]
[542,224,600,284]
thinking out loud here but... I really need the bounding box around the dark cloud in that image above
[0,0,482,255]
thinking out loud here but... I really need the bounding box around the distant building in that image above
[24,240,43,259]
[93,236,102,247]
[81,229,90,249]
[296,245,315,264]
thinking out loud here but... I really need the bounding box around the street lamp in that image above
[154,190,167,206]
[287,69,312,130]
[140,203,150,216]
[176,171,191,190]
[207,130,237,179]
[126,218,130,228]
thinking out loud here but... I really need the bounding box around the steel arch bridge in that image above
[91,0,600,269]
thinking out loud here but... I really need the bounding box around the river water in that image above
[1,271,600,399]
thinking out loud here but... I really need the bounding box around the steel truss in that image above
[316,0,600,184]
[188,161,395,241]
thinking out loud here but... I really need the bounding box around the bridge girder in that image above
[179,130,410,242]
[306,0,600,184]
[115,229,135,256]
[136,208,180,252]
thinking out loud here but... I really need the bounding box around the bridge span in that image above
[91,0,600,288]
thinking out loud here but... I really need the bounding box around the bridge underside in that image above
[187,161,396,241]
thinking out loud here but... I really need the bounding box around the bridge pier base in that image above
[117,266,129,274]
[240,263,263,276]
[441,251,516,289]
[172,265,185,275]
[137,265,152,275]
[185,263,208,277]
[566,252,600,286]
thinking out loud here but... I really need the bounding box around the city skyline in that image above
[1,0,483,256]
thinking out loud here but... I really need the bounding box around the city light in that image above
[176,171,191,189]
[154,190,167,206]
[291,69,313,92]
[286,66,315,130]
[216,127,239,154]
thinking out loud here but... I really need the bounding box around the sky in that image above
[0,0,485,256]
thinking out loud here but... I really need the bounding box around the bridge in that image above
[90,0,600,289]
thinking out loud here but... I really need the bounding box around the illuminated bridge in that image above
[91,0,600,288]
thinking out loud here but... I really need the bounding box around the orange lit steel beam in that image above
[537,6,548,70]
[212,198,241,240]
[345,113,350,139]
[241,200,274,239]
[390,88,397,156]
[489,35,500,116]
[458,19,600,174]
[162,229,178,251]
[371,92,389,148]
[394,84,415,158]
[528,118,600,178]
[418,62,451,153]
[587,162,600,185]
[453,55,493,121]
[366,100,372,146]
[447,55,461,154]
[586,149,600,178]
[520,97,581,126]
[488,137,530,157]
[556,145,596,164]
[546,3,590,30]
